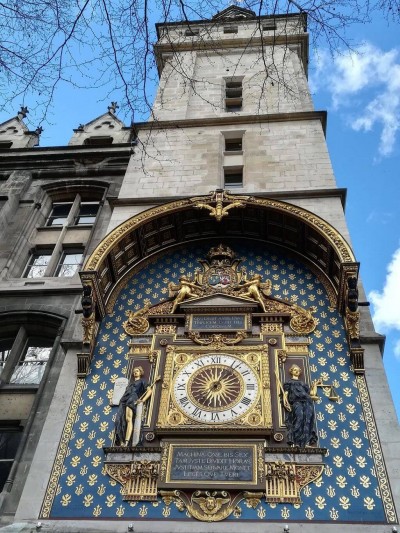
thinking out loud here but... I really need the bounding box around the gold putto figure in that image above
[168,275,203,313]
[234,273,272,312]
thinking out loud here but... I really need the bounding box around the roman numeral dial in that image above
[173,354,259,424]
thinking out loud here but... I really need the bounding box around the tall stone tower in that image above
[0,6,398,533]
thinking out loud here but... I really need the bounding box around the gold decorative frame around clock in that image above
[157,344,272,432]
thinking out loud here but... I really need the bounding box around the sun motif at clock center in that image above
[188,364,244,411]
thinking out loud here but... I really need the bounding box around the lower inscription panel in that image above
[159,440,264,490]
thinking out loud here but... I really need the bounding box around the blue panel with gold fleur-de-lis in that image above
[46,242,390,522]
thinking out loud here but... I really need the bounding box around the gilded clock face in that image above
[173,354,259,424]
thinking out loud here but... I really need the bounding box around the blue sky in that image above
[1,8,399,420]
[309,13,400,421]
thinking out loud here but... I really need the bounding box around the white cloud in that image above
[394,339,400,359]
[366,210,394,224]
[369,248,400,334]
[312,43,400,156]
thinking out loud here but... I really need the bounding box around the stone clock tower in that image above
[4,5,399,533]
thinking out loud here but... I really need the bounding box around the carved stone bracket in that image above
[160,489,262,522]
[80,270,106,318]
[265,461,324,504]
[337,263,360,315]
[104,461,159,501]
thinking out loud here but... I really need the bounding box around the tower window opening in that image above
[84,136,113,146]
[224,167,243,188]
[262,22,277,31]
[224,26,238,34]
[225,80,243,112]
[185,28,199,36]
[225,138,243,152]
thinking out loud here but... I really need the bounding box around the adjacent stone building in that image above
[0,6,398,533]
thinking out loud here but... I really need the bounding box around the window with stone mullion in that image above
[46,202,73,227]
[0,327,52,386]
[55,250,84,277]
[0,327,28,384]
[0,427,22,492]
[10,345,52,385]
[0,339,13,378]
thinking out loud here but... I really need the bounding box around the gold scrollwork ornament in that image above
[289,305,317,334]
[188,331,247,347]
[345,309,360,340]
[190,189,249,222]
[160,489,258,522]
[123,306,150,335]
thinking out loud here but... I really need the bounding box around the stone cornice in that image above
[108,187,347,209]
[0,144,131,160]
[0,145,132,177]
[155,33,309,74]
[135,110,327,136]
[155,12,306,32]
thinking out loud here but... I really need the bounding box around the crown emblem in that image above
[206,244,235,262]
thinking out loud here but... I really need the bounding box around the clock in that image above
[157,345,272,431]
[173,354,259,424]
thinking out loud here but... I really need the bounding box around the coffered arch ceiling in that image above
[82,195,358,315]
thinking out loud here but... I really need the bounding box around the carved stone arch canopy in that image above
[82,193,357,318]
[41,179,109,202]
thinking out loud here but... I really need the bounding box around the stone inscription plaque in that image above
[191,314,246,331]
[111,377,128,406]
[170,446,254,482]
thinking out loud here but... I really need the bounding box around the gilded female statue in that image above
[115,366,153,447]
[282,364,318,448]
